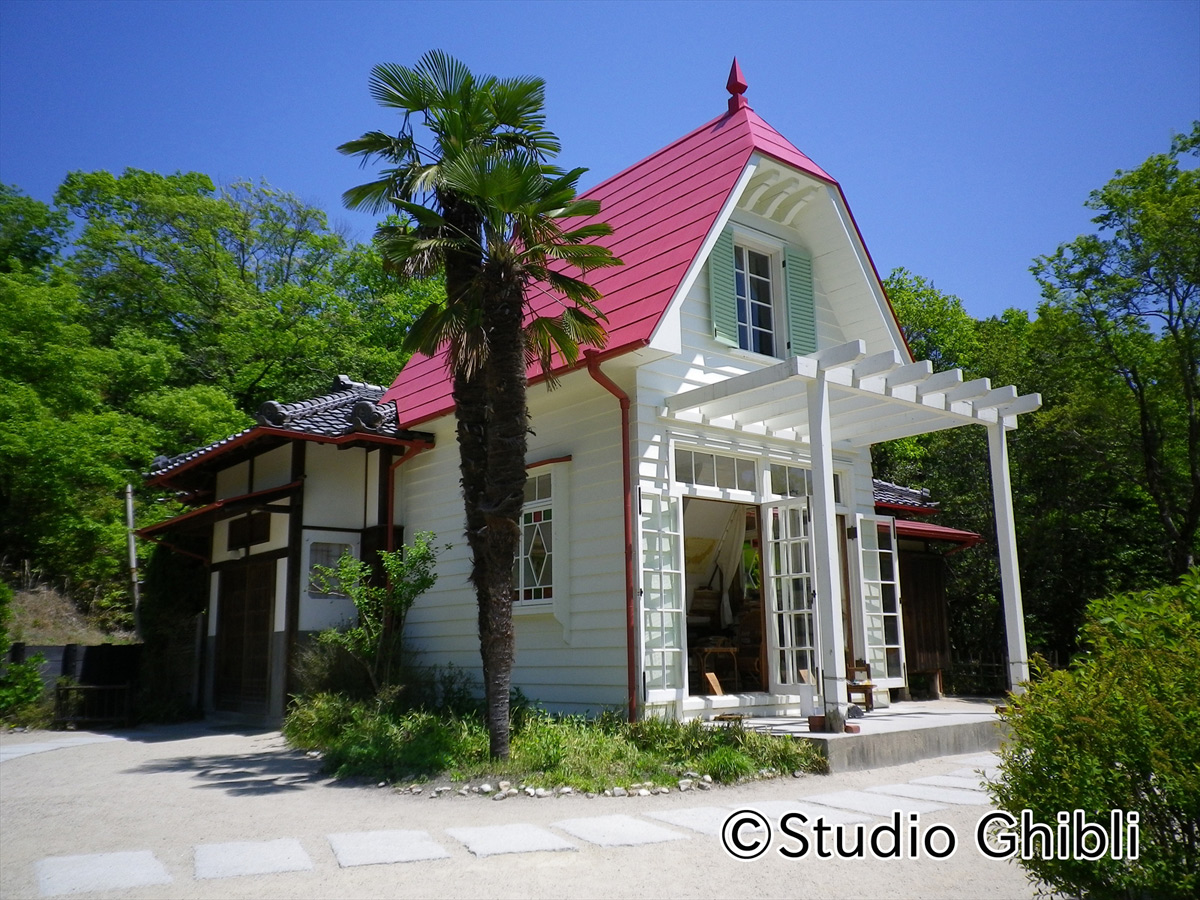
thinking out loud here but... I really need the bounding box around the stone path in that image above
[27,753,1000,897]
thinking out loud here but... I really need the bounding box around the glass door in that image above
[857,514,905,686]
[639,488,685,700]
[763,498,819,696]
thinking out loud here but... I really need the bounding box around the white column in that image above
[808,371,847,719]
[987,421,1030,692]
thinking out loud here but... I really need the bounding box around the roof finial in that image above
[727,58,748,113]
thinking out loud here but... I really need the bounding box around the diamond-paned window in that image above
[515,473,554,603]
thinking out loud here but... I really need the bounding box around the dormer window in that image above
[735,244,778,356]
[710,226,817,359]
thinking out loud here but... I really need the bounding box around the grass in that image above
[284,694,826,790]
[10,585,134,646]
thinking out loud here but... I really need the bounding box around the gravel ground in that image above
[0,723,1039,899]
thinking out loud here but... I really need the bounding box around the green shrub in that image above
[990,569,1200,899]
[0,581,46,722]
[0,654,45,721]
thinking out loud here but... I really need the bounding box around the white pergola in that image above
[662,339,1040,713]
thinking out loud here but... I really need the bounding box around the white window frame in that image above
[731,228,786,360]
[513,461,570,620]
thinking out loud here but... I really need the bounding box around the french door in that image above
[763,497,819,697]
[639,488,686,700]
[856,514,905,686]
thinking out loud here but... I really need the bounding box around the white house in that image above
[144,62,1038,723]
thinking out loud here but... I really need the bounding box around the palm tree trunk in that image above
[453,368,493,681]
[480,273,528,759]
[439,194,500,710]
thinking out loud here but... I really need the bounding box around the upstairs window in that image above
[735,245,777,356]
[710,227,816,358]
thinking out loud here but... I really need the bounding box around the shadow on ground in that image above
[124,748,330,796]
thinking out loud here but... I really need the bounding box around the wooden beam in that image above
[664,355,815,414]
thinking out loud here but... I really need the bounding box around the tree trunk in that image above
[479,272,528,759]
[438,194,500,714]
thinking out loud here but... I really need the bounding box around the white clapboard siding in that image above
[400,367,629,712]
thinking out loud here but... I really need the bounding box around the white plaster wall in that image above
[253,444,292,491]
[303,442,367,530]
[215,461,249,500]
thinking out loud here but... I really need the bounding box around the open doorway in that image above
[683,497,766,695]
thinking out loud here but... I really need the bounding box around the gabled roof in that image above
[381,95,847,428]
[147,375,429,487]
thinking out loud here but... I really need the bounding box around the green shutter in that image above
[709,228,738,347]
[785,245,816,356]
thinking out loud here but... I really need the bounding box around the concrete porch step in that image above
[742,698,1007,772]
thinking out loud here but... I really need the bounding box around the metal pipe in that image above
[585,351,638,722]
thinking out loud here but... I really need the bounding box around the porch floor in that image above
[741,697,1007,773]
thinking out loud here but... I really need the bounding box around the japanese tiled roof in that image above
[148,376,396,479]
[872,479,939,512]
[381,98,839,427]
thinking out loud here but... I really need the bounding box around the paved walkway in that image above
[0,724,1035,899]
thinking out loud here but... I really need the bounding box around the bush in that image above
[0,581,45,722]
[0,654,45,722]
[283,690,825,789]
[990,569,1200,899]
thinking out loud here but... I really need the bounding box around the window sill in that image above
[513,601,554,615]
[726,346,785,366]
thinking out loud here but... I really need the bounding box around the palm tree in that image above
[381,151,620,756]
[341,53,619,757]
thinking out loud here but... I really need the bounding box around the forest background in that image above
[1,119,1196,675]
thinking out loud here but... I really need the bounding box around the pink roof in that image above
[383,105,839,427]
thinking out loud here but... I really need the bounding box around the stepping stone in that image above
[867,784,990,806]
[949,765,1001,780]
[194,839,313,879]
[913,775,989,791]
[328,830,450,867]
[645,807,740,837]
[552,814,687,847]
[800,790,947,817]
[960,753,1000,767]
[36,851,171,897]
[743,800,873,824]
[446,824,575,858]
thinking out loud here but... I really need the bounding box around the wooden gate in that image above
[213,557,275,715]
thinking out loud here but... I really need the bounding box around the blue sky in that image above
[1,0,1196,319]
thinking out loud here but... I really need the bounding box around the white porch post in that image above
[808,371,847,720]
[986,421,1030,692]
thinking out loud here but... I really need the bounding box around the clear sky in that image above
[1,0,1196,319]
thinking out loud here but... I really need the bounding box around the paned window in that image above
[674,448,757,491]
[735,244,777,356]
[308,541,354,599]
[515,473,554,603]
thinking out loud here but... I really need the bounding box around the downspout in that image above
[585,350,638,722]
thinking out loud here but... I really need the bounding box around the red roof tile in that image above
[382,105,838,427]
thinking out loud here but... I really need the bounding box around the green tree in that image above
[0,185,69,274]
[55,169,425,408]
[339,51,579,757]
[0,170,436,628]
[874,269,1167,666]
[1034,123,1200,576]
